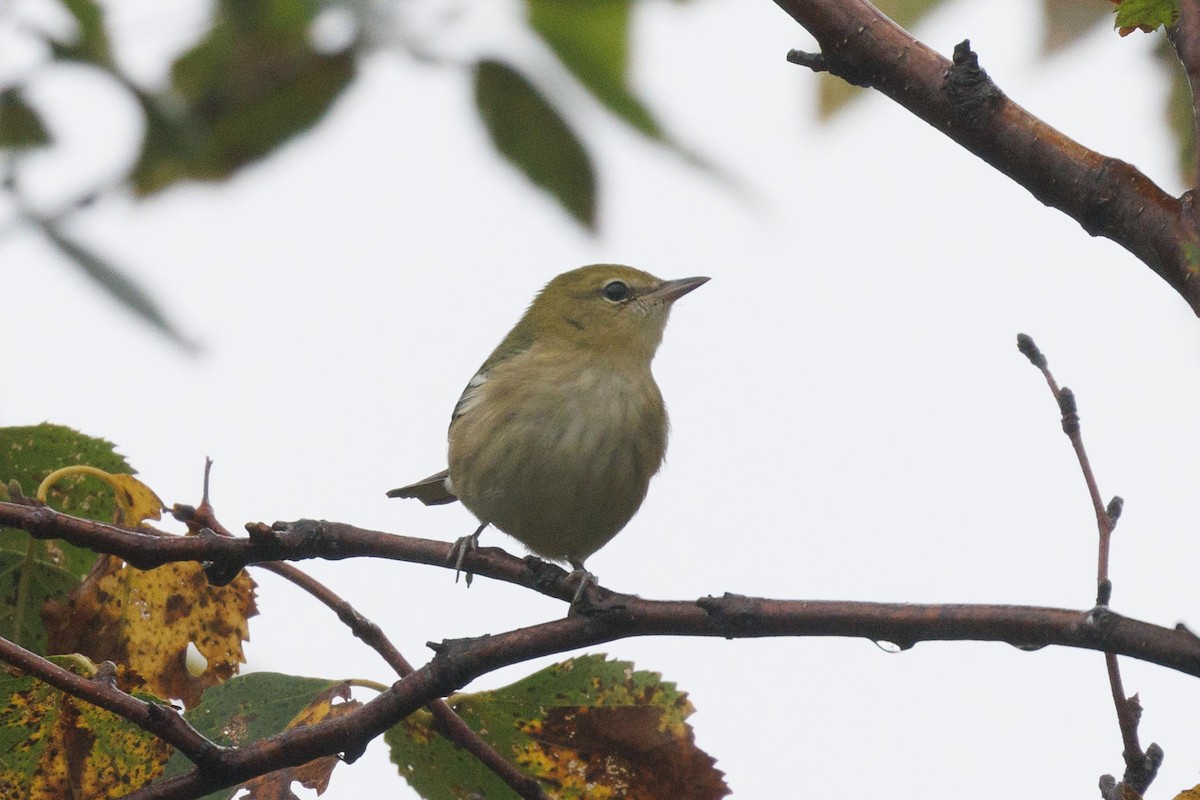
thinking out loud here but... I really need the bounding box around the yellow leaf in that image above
[105,473,165,526]
[37,465,163,526]
[240,682,361,798]
[43,556,257,707]
[0,656,172,798]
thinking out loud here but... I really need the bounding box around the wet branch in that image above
[1016,333,1162,796]
[774,0,1200,315]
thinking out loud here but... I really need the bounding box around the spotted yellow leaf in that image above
[387,654,727,800]
[0,655,171,798]
[43,556,257,708]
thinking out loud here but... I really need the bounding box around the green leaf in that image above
[525,0,661,140]
[159,673,352,800]
[387,654,728,800]
[0,424,142,653]
[0,655,171,798]
[1112,0,1177,34]
[1156,36,1194,186]
[473,59,597,230]
[41,224,197,352]
[0,89,50,149]
[53,0,112,64]
[0,551,79,655]
[132,0,355,195]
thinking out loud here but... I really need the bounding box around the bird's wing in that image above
[386,469,457,505]
[450,321,537,424]
[451,369,489,423]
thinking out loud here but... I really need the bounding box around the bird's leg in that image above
[567,560,598,605]
[448,522,488,587]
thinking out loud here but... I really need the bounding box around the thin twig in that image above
[1016,334,1117,595]
[1016,333,1160,797]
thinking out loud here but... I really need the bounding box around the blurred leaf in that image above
[159,673,356,800]
[1155,36,1194,184]
[1042,0,1110,53]
[1173,785,1200,800]
[41,223,197,352]
[52,0,112,64]
[0,424,138,653]
[128,93,203,197]
[817,0,944,117]
[0,655,171,798]
[525,0,661,139]
[132,0,355,194]
[0,90,50,150]
[387,654,727,800]
[1111,0,1177,35]
[474,59,596,230]
[43,554,258,707]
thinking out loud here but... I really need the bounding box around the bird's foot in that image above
[567,562,598,606]
[448,523,488,587]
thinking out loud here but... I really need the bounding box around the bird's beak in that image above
[650,276,710,304]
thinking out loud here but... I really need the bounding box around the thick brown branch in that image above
[123,597,1200,799]
[0,502,584,601]
[774,0,1200,314]
[3,501,1200,677]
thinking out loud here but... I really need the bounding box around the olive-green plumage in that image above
[389,264,707,570]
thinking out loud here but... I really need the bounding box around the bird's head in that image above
[516,264,709,361]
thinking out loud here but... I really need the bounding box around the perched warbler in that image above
[388,264,708,592]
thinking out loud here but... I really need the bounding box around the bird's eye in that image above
[602,280,630,302]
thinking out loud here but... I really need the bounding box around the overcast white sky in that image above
[6,0,1200,798]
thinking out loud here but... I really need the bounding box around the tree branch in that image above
[0,502,583,601]
[1017,334,1161,795]
[774,0,1200,315]
[1016,334,1119,602]
[3,501,1200,675]
[6,499,1200,798]
[121,595,1200,799]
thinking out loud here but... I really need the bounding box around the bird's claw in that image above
[567,565,598,606]
[448,523,487,587]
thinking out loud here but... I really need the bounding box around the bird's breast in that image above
[446,347,669,562]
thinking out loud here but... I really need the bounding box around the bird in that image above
[388,264,708,598]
